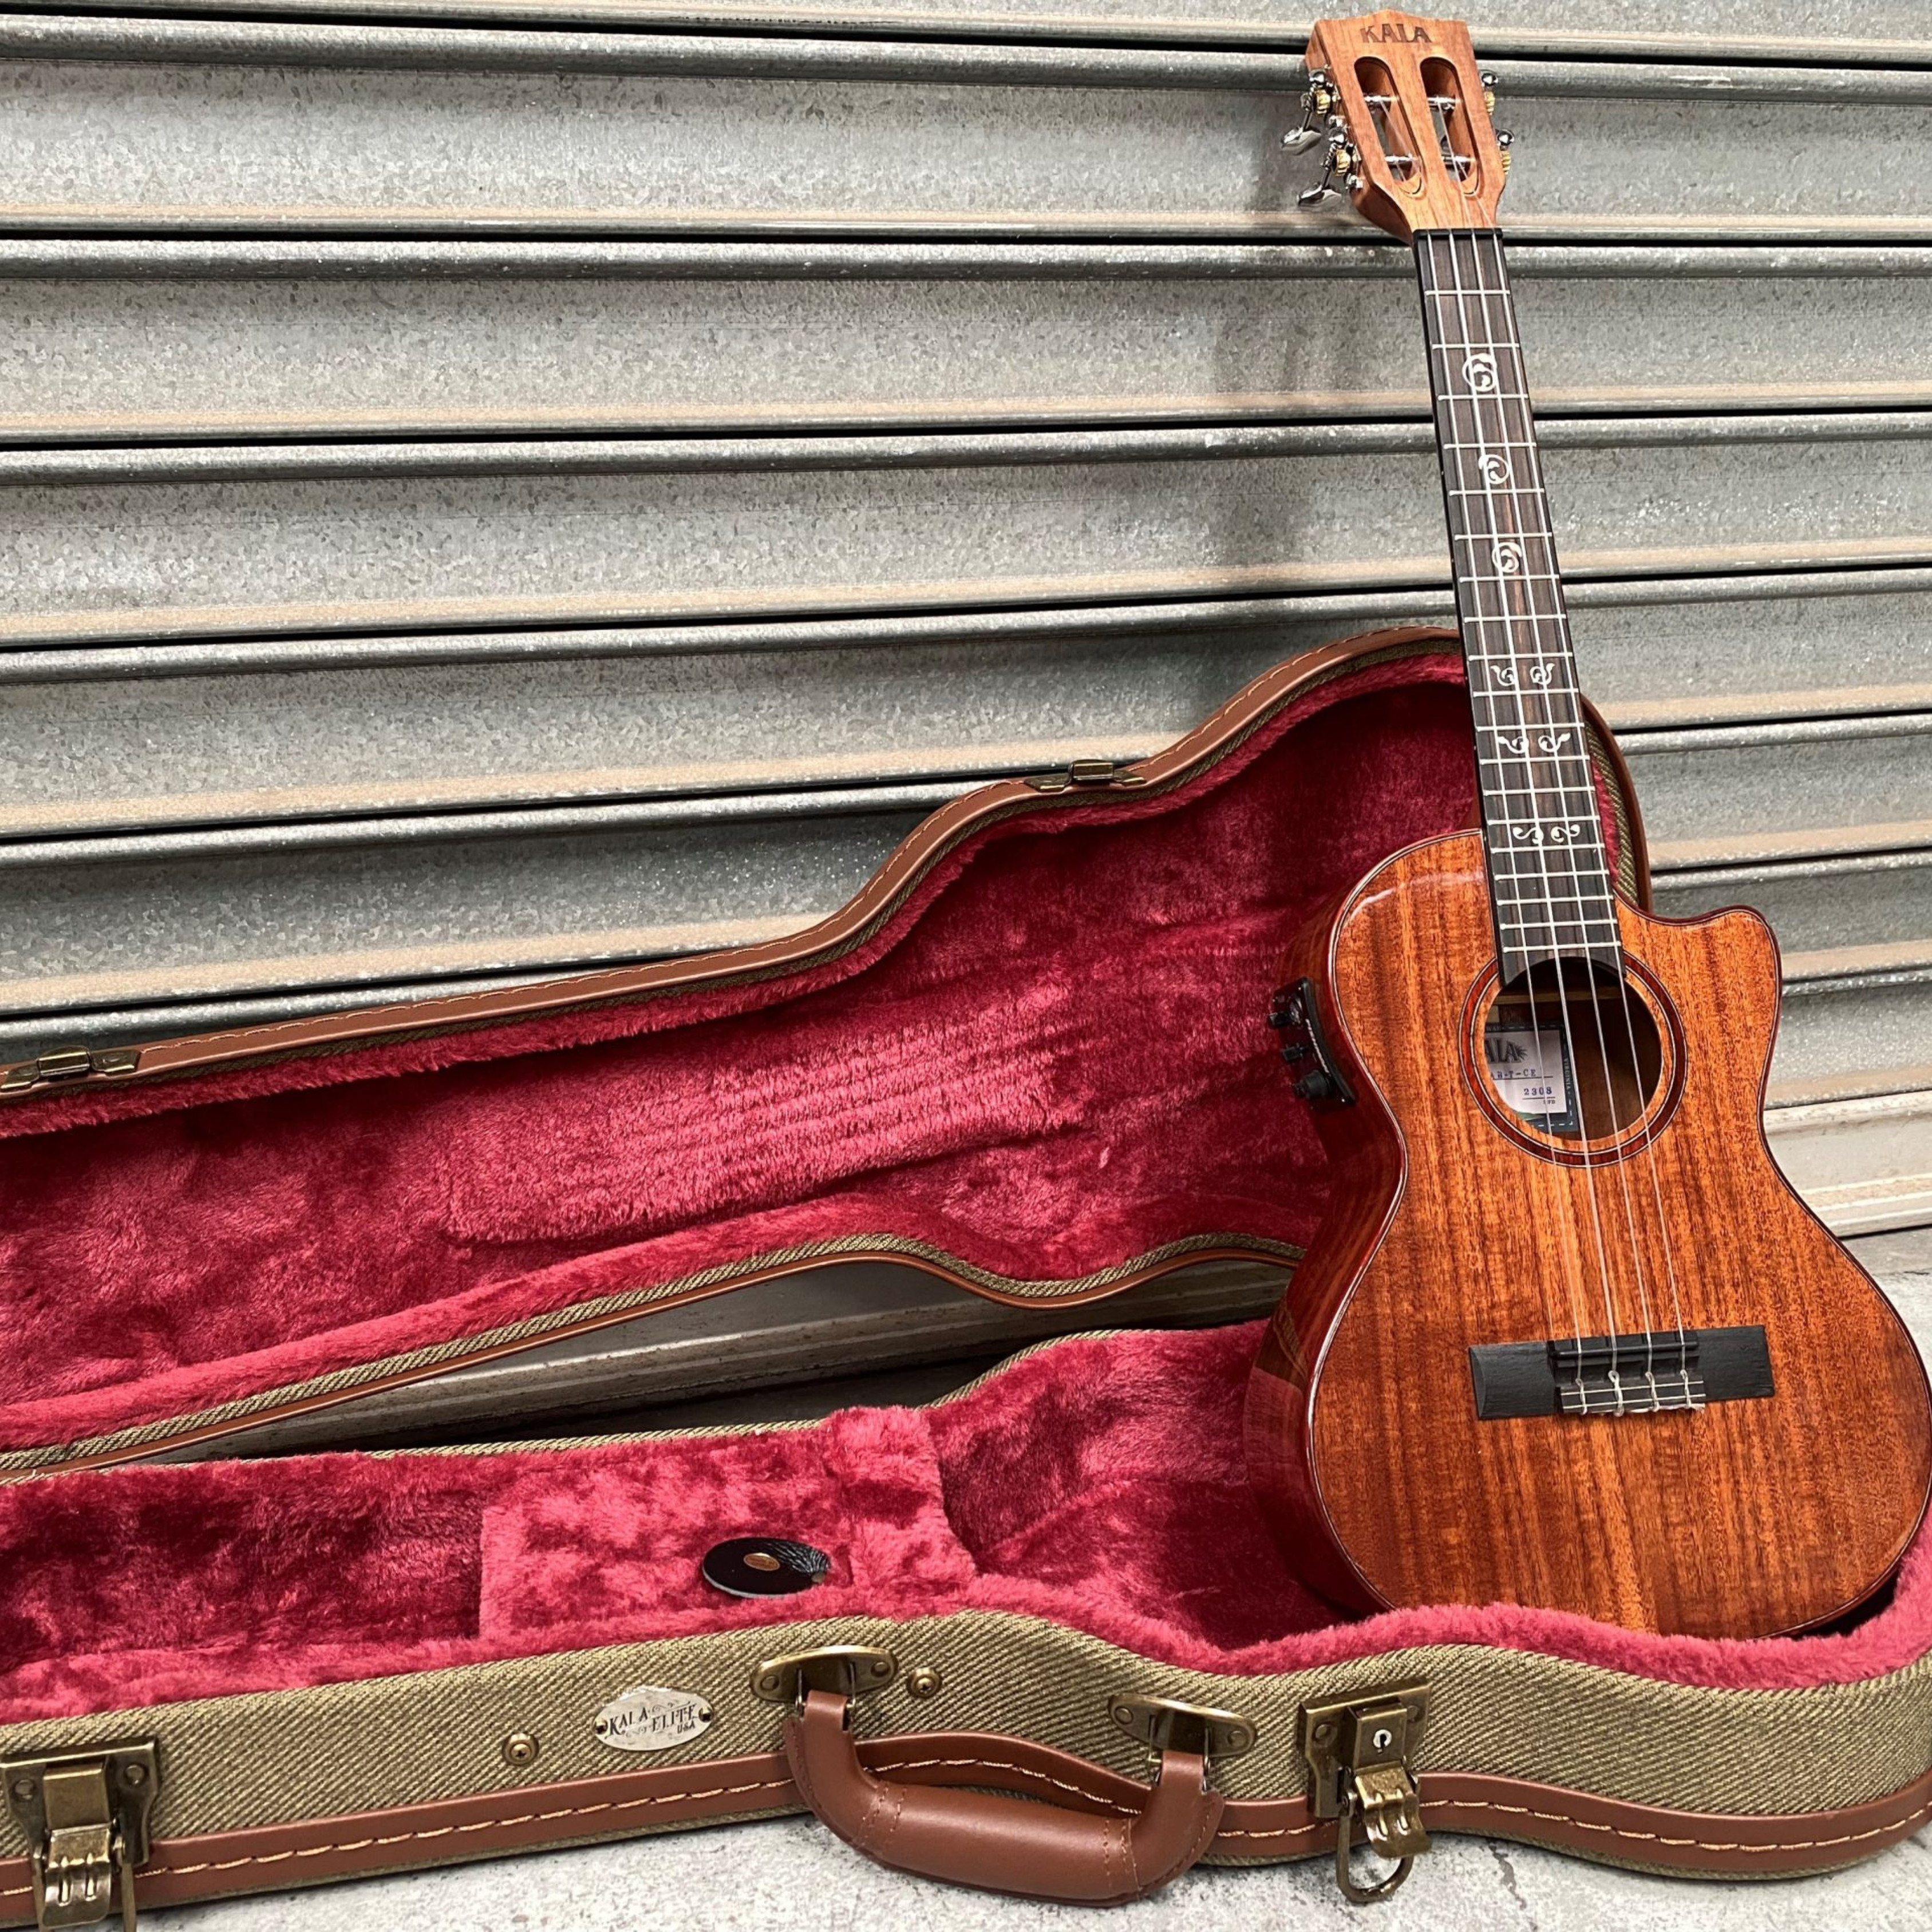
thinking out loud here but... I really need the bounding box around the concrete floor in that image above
[148,1807,1932,1932]
[148,1234,1932,1931]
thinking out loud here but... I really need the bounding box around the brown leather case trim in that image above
[1,1737,1921,1920]
[8,622,1649,1104]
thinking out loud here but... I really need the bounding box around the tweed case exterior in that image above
[1,1401,1929,1922]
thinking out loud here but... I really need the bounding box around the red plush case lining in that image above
[0,1323,1925,1730]
[0,650,1493,1461]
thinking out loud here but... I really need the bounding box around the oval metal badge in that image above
[592,1684,715,1753]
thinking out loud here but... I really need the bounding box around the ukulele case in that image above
[1,627,1927,1925]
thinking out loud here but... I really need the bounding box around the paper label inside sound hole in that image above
[1484,1023,1578,1133]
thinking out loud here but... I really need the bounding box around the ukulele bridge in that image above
[1553,1332,1705,1417]
[1469,1326,1775,1421]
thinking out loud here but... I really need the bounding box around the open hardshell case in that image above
[0,629,1927,1922]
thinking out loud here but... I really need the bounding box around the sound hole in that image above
[1483,960,1664,1143]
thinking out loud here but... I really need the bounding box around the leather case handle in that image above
[782,1689,1225,1905]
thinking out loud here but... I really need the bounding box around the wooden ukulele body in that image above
[1245,830,1932,1637]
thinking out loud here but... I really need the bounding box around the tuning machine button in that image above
[1480,70,1499,114]
[1496,129,1514,174]
[1297,136,1360,207]
[1282,66,1337,153]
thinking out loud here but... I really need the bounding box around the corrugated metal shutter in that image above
[4,7,1927,1438]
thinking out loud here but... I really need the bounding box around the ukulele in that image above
[1244,10,1932,1638]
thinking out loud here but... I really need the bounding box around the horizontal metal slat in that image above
[11,15,1932,98]
[3,416,1932,646]
[1773,979,1932,1099]
[0,800,922,1023]
[1653,848,1932,957]
[15,6,1929,72]
[1766,1092,1932,1239]
[5,576,1931,843]
[3,245,1931,447]
[8,15,1932,100]
[2,566,1925,683]
[9,239,1932,278]
[2,31,1930,235]
[1622,713,1932,855]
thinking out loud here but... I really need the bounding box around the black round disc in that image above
[700,1536,832,1598]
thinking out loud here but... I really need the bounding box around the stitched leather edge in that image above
[1,1736,1923,1919]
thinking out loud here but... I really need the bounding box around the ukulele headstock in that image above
[1294,11,1510,239]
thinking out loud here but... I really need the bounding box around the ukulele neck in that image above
[1415,226,1621,987]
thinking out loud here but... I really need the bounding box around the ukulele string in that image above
[1483,240,1690,1388]
[1459,230,1659,1400]
[1435,230,1604,1372]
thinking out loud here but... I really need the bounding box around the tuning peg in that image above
[1481,70,1499,114]
[1297,136,1360,207]
[1282,66,1338,153]
[1496,128,1514,173]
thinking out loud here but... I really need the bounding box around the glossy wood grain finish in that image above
[1246,831,1932,1638]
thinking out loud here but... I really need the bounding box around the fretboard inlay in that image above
[1416,228,1622,986]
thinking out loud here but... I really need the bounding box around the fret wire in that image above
[1482,804,1605,823]
[1476,776,1599,792]
[1496,915,1620,927]
[1489,858,1612,874]
[1487,888,1616,906]
[1476,759,1595,773]
[1490,871,1613,885]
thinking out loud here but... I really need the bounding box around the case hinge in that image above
[748,1646,899,1710]
[1299,1681,1431,1904]
[0,1048,141,1095]
[1108,1693,1258,1787]
[2,1742,160,1931]
[1026,757,1149,794]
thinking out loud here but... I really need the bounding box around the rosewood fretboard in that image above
[1415,226,1621,987]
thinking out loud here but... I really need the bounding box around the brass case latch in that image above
[1299,1681,1431,1904]
[2,1742,160,1931]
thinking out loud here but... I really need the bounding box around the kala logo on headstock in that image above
[1289,11,1511,240]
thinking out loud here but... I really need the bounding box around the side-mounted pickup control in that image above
[1267,978,1356,1108]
